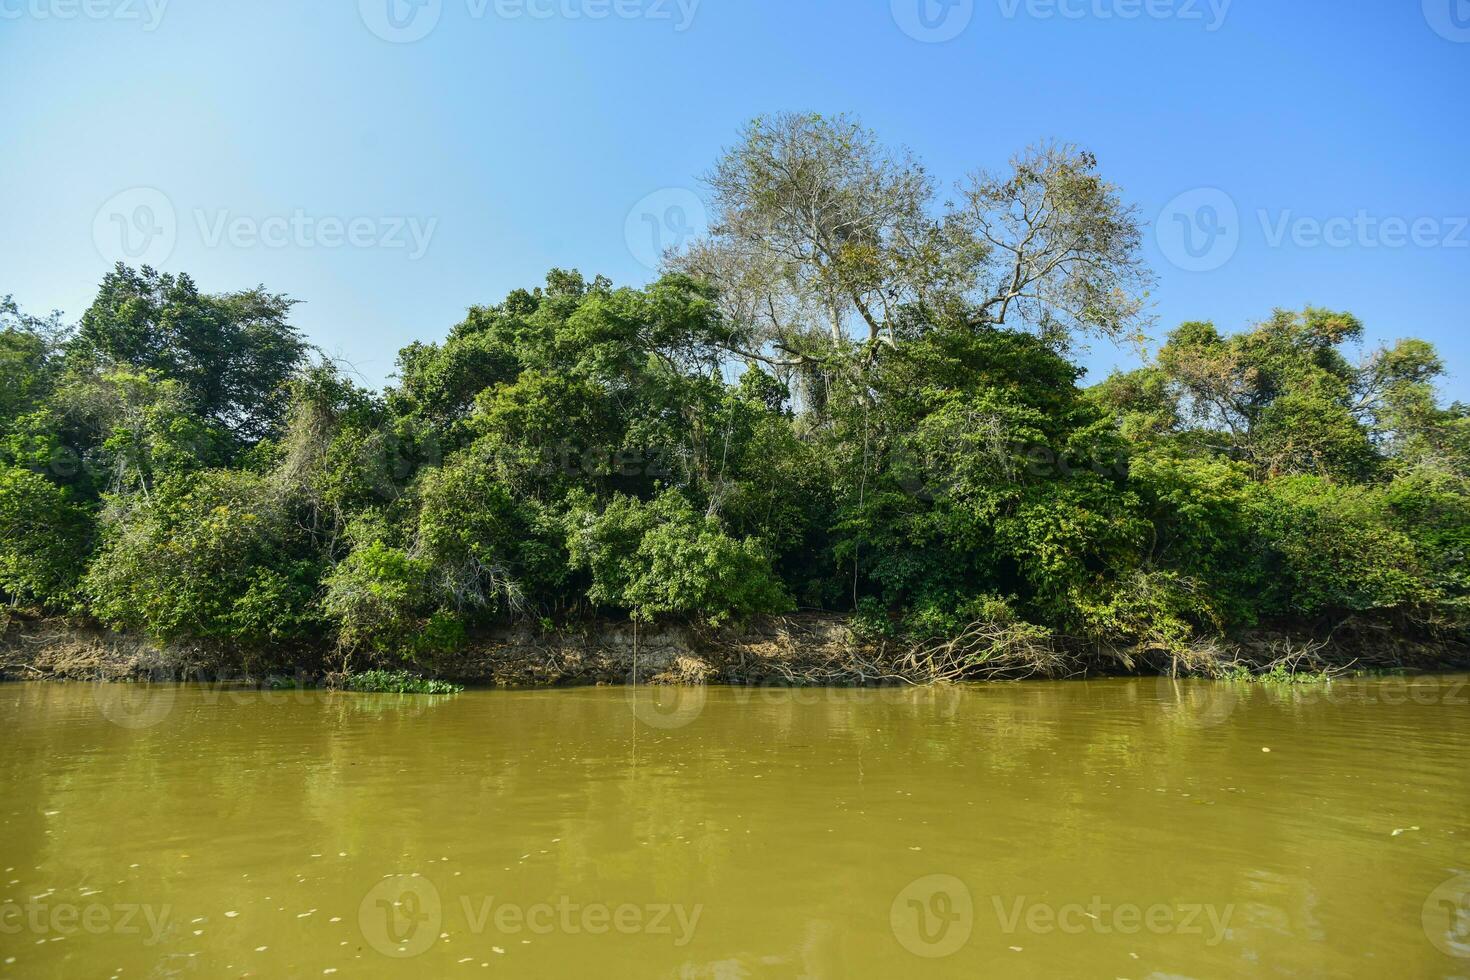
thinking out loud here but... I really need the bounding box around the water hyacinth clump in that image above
[339,670,464,695]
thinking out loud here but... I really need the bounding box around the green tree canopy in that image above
[71,264,308,445]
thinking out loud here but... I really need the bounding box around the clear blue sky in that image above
[3,0,1467,396]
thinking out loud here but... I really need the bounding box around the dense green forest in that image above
[3,115,1467,673]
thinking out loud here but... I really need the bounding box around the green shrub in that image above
[568,489,791,626]
[83,470,321,643]
[1253,476,1434,616]
[0,465,91,607]
[320,540,432,654]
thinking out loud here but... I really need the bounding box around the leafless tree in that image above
[671,113,1154,373]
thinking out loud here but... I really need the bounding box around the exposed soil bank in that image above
[3,611,1469,687]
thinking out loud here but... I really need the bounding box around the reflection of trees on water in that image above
[5,678,1470,976]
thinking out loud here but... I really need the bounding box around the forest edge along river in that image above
[2,674,1469,977]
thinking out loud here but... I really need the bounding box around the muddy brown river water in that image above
[1,676,1468,977]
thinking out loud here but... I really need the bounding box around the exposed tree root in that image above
[3,610,1467,687]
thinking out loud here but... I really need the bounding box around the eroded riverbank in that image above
[3,612,1469,689]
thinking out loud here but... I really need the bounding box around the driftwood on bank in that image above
[2,610,1467,687]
